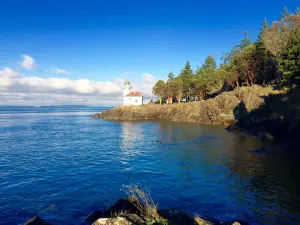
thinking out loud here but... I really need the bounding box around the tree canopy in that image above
[151,7,300,104]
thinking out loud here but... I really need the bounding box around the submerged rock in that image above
[24,216,51,225]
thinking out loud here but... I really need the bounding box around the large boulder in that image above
[104,199,139,217]
[158,209,198,225]
[92,217,132,225]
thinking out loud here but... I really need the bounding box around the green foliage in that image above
[179,61,194,97]
[167,72,174,81]
[151,7,300,102]
[238,31,252,49]
[152,80,166,104]
[203,56,216,70]
[165,78,183,102]
[193,56,221,99]
[279,29,300,83]
[257,18,268,43]
[280,7,291,20]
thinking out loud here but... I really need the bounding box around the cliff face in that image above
[93,86,276,125]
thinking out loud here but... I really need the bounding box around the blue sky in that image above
[0,0,299,105]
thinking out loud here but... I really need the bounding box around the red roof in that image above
[125,91,143,97]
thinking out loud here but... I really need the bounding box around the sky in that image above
[0,0,299,106]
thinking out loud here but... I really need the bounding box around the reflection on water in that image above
[0,111,300,225]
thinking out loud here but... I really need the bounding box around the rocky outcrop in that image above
[92,217,132,225]
[93,86,276,125]
[23,199,248,225]
[24,216,51,225]
[84,199,248,225]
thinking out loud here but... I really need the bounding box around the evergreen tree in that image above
[238,31,252,49]
[179,61,194,98]
[168,72,174,81]
[203,56,217,70]
[296,7,300,16]
[279,29,300,84]
[280,7,291,20]
[258,18,268,43]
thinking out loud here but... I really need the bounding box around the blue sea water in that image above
[0,106,300,225]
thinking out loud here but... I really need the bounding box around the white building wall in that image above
[123,96,143,106]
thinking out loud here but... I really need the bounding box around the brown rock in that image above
[24,216,51,225]
[92,217,132,225]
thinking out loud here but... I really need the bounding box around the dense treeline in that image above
[152,7,300,104]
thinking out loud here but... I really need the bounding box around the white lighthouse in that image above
[123,80,132,96]
[123,81,143,106]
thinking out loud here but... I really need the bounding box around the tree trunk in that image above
[167,95,172,104]
[159,97,162,105]
[246,78,250,86]
[200,90,206,100]
[236,77,240,87]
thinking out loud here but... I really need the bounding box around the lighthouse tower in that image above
[123,80,132,96]
[122,81,143,106]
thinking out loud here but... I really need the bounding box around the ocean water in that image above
[0,106,300,225]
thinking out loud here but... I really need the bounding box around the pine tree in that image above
[257,18,268,43]
[296,7,300,15]
[280,7,291,20]
[168,72,174,81]
[203,56,217,70]
[279,30,300,84]
[179,61,194,98]
[238,31,252,49]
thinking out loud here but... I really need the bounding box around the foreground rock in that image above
[23,199,248,225]
[93,217,132,225]
[93,86,276,124]
[85,199,248,225]
[24,216,51,225]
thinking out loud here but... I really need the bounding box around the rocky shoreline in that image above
[24,199,247,225]
[93,86,275,125]
[94,85,300,146]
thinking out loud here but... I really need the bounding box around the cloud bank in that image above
[0,67,156,106]
[0,67,122,106]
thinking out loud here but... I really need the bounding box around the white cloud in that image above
[142,73,157,84]
[114,78,125,87]
[55,68,68,75]
[21,55,36,70]
[0,67,20,91]
[0,68,159,105]
[0,67,122,106]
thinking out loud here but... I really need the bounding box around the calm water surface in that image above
[0,106,299,225]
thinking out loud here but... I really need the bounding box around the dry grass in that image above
[194,216,212,225]
[123,184,168,225]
